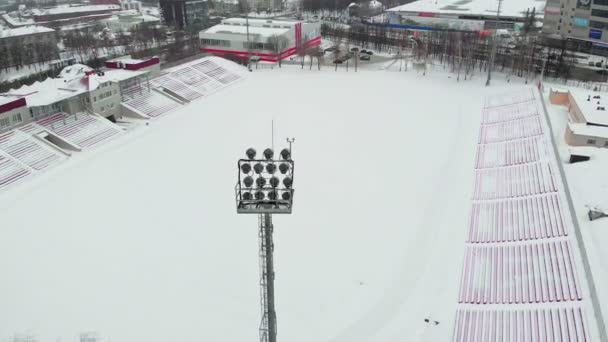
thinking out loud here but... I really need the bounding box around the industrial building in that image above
[543,0,608,45]
[550,87,608,148]
[0,56,159,133]
[385,0,544,31]
[0,26,58,68]
[159,0,208,29]
[199,18,321,62]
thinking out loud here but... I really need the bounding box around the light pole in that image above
[235,145,295,342]
[486,0,503,86]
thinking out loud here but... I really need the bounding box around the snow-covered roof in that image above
[4,65,144,107]
[386,0,545,19]
[0,94,24,107]
[0,25,54,38]
[570,90,608,127]
[221,17,298,28]
[31,4,120,16]
[568,122,608,139]
[203,24,290,38]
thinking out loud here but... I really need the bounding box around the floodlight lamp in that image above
[266,163,276,174]
[282,191,291,200]
[280,148,290,160]
[255,190,265,200]
[279,163,289,174]
[256,177,267,188]
[283,176,293,188]
[269,176,280,187]
[241,163,252,174]
[263,148,274,160]
[244,176,254,187]
[268,190,278,200]
[246,148,257,160]
[243,191,253,200]
[254,162,265,174]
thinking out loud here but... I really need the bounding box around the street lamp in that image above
[235,141,295,342]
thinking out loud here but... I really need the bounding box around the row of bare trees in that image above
[321,22,577,81]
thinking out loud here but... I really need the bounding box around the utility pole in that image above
[486,0,503,86]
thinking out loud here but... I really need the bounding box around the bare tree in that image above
[267,34,289,67]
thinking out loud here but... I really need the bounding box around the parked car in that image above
[361,49,367,54]
[360,54,371,61]
[333,59,344,64]
[366,50,374,55]
[350,47,359,52]
[325,47,337,53]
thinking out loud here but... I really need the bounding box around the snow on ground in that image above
[543,86,608,333]
[0,63,527,342]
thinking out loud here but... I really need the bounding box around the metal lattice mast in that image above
[258,213,276,342]
[258,214,277,342]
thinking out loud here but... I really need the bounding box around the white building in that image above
[0,96,30,133]
[385,0,544,31]
[3,61,153,124]
[199,18,321,62]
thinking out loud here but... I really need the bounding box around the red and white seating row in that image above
[484,89,536,109]
[479,116,544,144]
[475,137,546,169]
[0,130,64,171]
[473,162,557,200]
[453,307,590,342]
[37,112,122,149]
[150,74,203,102]
[122,91,180,118]
[0,153,31,189]
[169,67,223,94]
[468,194,568,243]
[190,59,242,85]
[482,101,539,124]
[459,240,582,304]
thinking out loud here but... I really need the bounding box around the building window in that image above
[591,20,608,29]
[591,9,608,18]
[12,113,22,124]
[604,141,608,147]
[94,96,97,102]
[587,139,597,145]
[100,106,105,112]
[0,117,10,129]
[114,90,118,95]
[201,38,231,47]
[110,103,114,108]
[594,0,608,5]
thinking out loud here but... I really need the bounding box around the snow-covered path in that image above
[0,66,524,342]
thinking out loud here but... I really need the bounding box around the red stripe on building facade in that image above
[0,98,26,115]
[201,36,322,62]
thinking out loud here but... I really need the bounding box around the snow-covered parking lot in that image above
[0,65,530,342]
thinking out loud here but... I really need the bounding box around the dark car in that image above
[333,59,344,64]
[366,50,374,55]
[350,47,359,52]
[325,47,337,53]
[361,49,367,54]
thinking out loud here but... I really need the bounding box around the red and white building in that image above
[0,96,29,133]
[199,18,321,62]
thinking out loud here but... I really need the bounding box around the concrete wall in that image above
[565,125,608,147]
[568,93,587,123]
[549,88,569,106]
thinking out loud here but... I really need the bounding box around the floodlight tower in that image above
[235,143,295,342]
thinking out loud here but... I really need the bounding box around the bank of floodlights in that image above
[236,146,294,214]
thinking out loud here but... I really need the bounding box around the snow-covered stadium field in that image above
[0,65,536,342]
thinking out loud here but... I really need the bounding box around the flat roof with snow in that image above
[203,24,290,37]
[386,0,545,19]
[0,25,54,38]
[570,89,608,127]
[31,4,120,16]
